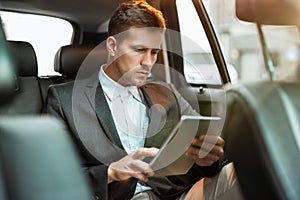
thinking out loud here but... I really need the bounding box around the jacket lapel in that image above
[74,74,125,164]
[83,75,123,148]
[94,83,123,148]
[141,82,181,148]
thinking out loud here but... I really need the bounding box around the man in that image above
[46,1,242,199]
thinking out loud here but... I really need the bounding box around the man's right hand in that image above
[107,147,159,183]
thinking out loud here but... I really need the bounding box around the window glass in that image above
[176,0,222,85]
[203,0,300,83]
[1,11,73,76]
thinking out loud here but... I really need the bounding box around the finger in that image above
[196,135,225,147]
[198,144,224,158]
[191,139,215,153]
[186,143,224,160]
[195,158,215,167]
[210,145,224,157]
[185,152,215,166]
[130,160,154,174]
[108,158,154,182]
[186,148,220,162]
[131,172,149,182]
[128,160,155,180]
[191,138,202,148]
[132,147,159,160]
[186,145,208,156]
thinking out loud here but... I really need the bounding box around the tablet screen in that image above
[149,115,221,176]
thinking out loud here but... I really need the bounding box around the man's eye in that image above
[151,50,161,55]
[136,48,145,52]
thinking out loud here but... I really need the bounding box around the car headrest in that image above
[54,44,107,79]
[236,0,300,27]
[7,41,38,76]
[0,19,16,106]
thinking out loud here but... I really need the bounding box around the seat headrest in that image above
[236,0,300,27]
[0,20,16,106]
[7,41,38,76]
[54,44,107,79]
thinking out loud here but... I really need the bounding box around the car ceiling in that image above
[0,0,122,32]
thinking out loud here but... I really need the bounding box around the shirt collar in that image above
[99,64,141,102]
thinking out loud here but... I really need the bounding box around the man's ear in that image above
[106,36,117,57]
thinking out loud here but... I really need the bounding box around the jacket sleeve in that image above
[45,85,66,121]
[169,84,224,181]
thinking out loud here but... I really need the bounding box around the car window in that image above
[176,0,222,85]
[0,11,73,76]
[203,0,300,83]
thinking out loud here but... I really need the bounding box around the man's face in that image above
[107,27,163,87]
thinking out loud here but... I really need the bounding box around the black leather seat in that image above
[39,44,107,105]
[0,116,93,200]
[0,18,92,200]
[0,164,6,200]
[0,41,43,114]
[223,81,300,200]
[0,30,15,106]
[54,44,107,80]
[0,20,15,199]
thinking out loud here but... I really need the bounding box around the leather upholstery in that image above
[0,164,7,200]
[7,41,38,76]
[223,82,300,200]
[0,41,43,114]
[0,116,92,200]
[54,44,107,79]
[39,44,108,106]
[0,22,92,200]
[0,21,16,106]
[236,0,300,27]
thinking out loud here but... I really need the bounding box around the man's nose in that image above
[141,52,154,67]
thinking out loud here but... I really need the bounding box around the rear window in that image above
[0,11,73,76]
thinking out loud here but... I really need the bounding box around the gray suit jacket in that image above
[46,73,221,200]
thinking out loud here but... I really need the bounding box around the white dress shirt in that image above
[99,65,151,193]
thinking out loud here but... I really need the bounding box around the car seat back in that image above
[0,41,43,114]
[0,116,92,200]
[223,82,300,200]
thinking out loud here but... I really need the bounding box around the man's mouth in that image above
[137,71,150,77]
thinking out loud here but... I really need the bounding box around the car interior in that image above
[0,0,300,199]
[0,19,92,199]
[223,0,300,199]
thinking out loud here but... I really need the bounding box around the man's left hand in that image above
[185,135,224,167]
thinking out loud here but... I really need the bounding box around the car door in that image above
[157,0,230,120]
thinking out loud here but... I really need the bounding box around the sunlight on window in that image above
[176,0,211,53]
[1,11,73,76]
[176,0,222,85]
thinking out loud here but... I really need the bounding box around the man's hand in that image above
[185,135,224,166]
[108,147,159,183]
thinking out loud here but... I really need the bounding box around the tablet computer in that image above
[148,115,221,176]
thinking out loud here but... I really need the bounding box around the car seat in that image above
[0,17,92,200]
[223,81,300,200]
[0,41,43,114]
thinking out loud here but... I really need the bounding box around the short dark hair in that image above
[108,0,166,36]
